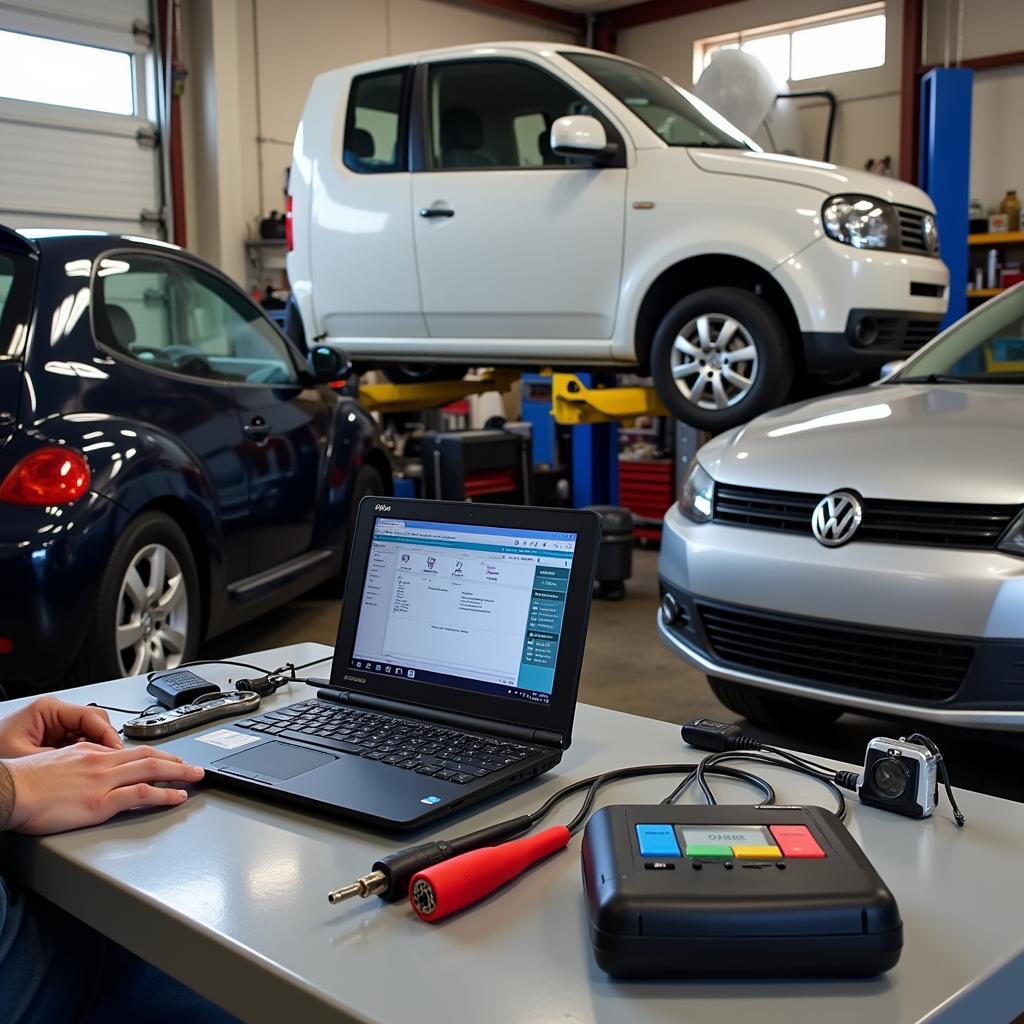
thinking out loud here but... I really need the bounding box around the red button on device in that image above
[769,825,825,858]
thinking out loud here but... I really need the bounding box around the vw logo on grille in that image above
[811,490,863,547]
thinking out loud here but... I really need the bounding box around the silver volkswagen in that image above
[658,283,1024,732]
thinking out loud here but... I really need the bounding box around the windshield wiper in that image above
[888,373,971,384]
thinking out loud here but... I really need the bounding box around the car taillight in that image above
[0,447,91,505]
[286,195,294,252]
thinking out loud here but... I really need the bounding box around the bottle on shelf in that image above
[986,248,1000,289]
[999,190,1021,232]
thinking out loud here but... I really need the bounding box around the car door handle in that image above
[419,206,455,218]
[245,416,270,445]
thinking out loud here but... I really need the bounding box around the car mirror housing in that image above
[307,345,351,384]
[550,116,618,160]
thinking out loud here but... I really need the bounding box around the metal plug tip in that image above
[327,870,387,905]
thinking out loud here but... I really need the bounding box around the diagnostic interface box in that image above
[582,805,902,978]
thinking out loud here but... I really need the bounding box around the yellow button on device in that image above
[732,845,782,860]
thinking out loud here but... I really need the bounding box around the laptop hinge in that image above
[316,689,567,749]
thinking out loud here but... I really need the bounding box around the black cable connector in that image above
[834,770,860,792]
[681,717,762,753]
[327,816,533,904]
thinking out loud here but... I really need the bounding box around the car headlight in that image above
[679,461,715,523]
[822,194,898,250]
[998,509,1024,557]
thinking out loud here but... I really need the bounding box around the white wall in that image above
[922,0,1024,215]
[182,0,577,279]
[617,0,905,175]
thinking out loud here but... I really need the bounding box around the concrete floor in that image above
[202,547,1024,805]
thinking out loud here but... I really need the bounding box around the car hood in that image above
[687,149,935,208]
[700,384,1024,505]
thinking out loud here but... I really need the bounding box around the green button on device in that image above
[684,844,733,859]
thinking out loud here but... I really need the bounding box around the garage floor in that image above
[202,548,1024,805]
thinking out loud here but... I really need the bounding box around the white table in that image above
[2,643,1022,1024]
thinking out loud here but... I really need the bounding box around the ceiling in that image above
[540,0,648,11]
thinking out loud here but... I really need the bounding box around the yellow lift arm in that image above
[550,373,667,425]
[356,369,666,425]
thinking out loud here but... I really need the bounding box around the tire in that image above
[707,676,842,732]
[76,512,201,682]
[382,364,468,385]
[649,287,794,431]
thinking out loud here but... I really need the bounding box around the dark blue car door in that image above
[169,260,329,574]
[91,251,251,581]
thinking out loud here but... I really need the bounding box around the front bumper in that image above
[772,237,948,367]
[657,503,1024,729]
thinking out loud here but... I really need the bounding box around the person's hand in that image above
[3,744,204,834]
[0,696,123,758]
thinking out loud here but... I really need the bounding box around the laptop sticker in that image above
[420,796,443,805]
[196,729,263,750]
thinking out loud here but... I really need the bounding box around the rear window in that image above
[0,251,35,362]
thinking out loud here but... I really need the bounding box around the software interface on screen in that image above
[350,518,578,705]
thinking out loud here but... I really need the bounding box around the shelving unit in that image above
[966,229,1024,304]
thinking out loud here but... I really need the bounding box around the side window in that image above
[93,253,299,386]
[428,60,596,170]
[344,69,409,174]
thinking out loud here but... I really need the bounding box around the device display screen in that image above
[349,517,579,706]
[679,826,774,847]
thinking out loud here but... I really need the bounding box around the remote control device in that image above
[146,669,220,709]
[582,804,902,978]
[123,692,262,739]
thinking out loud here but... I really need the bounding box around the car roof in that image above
[13,227,183,253]
[329,40,607,77]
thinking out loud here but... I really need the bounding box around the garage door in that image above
[0,0,165,238]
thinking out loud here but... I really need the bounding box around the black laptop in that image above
[164,497,600,830]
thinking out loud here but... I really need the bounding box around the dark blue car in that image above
[0,226,391,694]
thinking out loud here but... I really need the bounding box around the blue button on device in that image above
[636,824,681,857]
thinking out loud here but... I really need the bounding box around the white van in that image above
[287,42,948,429]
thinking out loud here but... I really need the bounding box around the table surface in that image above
[2,642,1022,1024]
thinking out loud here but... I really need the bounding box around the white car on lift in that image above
[287,42,948,430]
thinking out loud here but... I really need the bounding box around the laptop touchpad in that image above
[214,741,336,782]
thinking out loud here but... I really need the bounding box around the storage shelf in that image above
[968,230,1024,246]
[967,287,1005,298]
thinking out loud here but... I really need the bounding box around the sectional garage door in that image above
[0,0,165,238]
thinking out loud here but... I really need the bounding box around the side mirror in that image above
[879,359,906,381]
[550,116,618,160]
[307,345,351,384]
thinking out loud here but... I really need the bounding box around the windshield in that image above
[891,284,1024,383]
[564,52,755,150]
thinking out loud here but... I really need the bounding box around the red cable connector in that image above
[408,825,571,922]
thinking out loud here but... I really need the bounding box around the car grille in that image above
[713,484,1019,549]
[697,601,973,703]
[871,317,940,353]
[895,205,934,254]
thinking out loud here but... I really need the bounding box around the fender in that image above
[38,412,231,631]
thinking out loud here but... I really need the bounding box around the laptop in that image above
[164,497,601,830]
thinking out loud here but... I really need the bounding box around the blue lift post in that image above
[919,66,973,330]
[568,373,619,508]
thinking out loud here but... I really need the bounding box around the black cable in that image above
[685,750,848,821]
[146,659,272,683]
[522,763,777,837]
[906,733,966,827]
[287,655,333,673]
[87,702,148,715]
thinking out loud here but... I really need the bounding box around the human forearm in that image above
[0,760,13,831]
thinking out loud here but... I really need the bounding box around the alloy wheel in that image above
[115,543,189,676]
[670,313,759,410]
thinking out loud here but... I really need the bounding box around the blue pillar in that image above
[570,373,619,507]
[919,67,973,329]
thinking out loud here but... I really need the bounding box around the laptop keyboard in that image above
[233,700,540,784]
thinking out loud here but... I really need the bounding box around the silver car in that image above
[658,283,1024,732]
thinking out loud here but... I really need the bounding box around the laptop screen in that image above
[349,517,579,707]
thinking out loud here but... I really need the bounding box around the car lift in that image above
[356,369,683,512]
